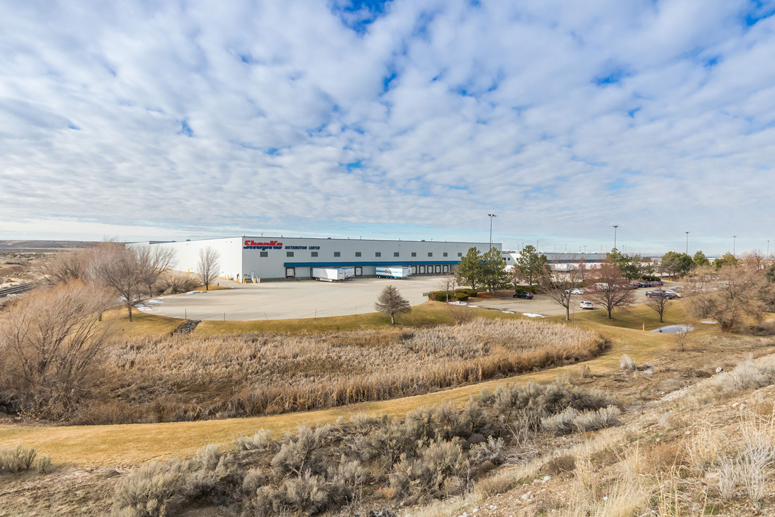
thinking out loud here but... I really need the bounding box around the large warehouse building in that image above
[136,236,500,281]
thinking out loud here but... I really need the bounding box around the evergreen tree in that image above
[516,245,545,286]
[692,251,710,268]
[480,247,510,293]
[455,247,483,289]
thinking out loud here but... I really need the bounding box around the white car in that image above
[665,289,682,298]
[571,288,585,295]
[580,301,594,310]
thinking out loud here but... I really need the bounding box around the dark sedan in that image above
[513,291,534,299]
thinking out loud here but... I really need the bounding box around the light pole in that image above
[583,245,587,254]
[488,214,497,251]
[613,225,619,250]
[686,232,689,255]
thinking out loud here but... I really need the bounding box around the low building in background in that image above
[133,236,500,282]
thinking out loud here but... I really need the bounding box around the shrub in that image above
[271,425,331,478]
[278,471,329,515]
[542,406,622,435]
[0,445,37,474]
[234,429,274,451]
[573,406,622,432]
[470,436,505,465]
[389,440,468,501]
[36,455,51,474]
[113,445,243,516]
[489,380,617,423]
[113,459,188,517]
[541,408,580,435]
[543,454,576,475]
[242,468,267,496]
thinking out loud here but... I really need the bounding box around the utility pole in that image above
[686,231,689,255]
[613,225,619,250]
[488,214,497,251]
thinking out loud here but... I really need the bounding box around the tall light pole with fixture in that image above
[487,214,496,251]
[613,225,619,250]
[686,232,689,255]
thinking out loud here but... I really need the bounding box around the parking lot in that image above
[139,277,678,322]
[139,276,449,321]
[468,282,675,317]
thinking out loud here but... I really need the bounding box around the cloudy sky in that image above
[1,0,774,255]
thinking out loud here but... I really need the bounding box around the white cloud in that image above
[0,0,774,254]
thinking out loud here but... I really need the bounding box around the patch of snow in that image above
[651,324,693,334]
[701,320,717,324]
[523,313,545,318]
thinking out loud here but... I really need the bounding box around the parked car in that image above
[646,290,677,299]
[665,289,682,298]
[571,288,584,295]
[580,300,594,309]
[513,291,534,299]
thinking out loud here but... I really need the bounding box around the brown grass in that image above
[69,318,605,425]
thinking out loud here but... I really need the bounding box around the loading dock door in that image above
[435,265,441,274]
[411,265,417,275]
[419,265,426,274]
[285,267,295,278]
[355,266,362,277]
[442,265,449,273]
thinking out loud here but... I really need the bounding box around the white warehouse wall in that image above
[130,238,243,280]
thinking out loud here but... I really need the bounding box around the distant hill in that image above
[0,240,99,250]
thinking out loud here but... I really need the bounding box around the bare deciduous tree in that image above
[645,292,672,323]
[436,275,457,303]
[40,250,87,285]
[686,265,770,332]
[587,261,635,320]
[674,324,691,352]
[92,242,175,322]
[375,285,411,325]
[0,282,113,419]
[137,246,176,296]
[540,267,583,321]
[93,242,145,322]
[197,246,220,291]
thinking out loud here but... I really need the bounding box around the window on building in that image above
[334,252,341,257]
[458,252,462,257]
[443,252,448,257]
[394,252,399,257]
[411,252,417,257]
[428,252,433,257]
[375,252,381,257]
[311,251,318,257]
[287,251,294,257]
[260,251,268,258]
[355,252,362,257]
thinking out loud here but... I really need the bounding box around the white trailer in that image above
[337,266,355,279]
[376,266,412,279]
[312,268,347,282]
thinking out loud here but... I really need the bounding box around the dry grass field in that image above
[3,295,775,516]
[61,318,605,425]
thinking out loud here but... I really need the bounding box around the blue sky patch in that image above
[178,121,193,137]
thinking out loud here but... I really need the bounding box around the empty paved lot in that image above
[139,276,449,321]
[139,278,676,321]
